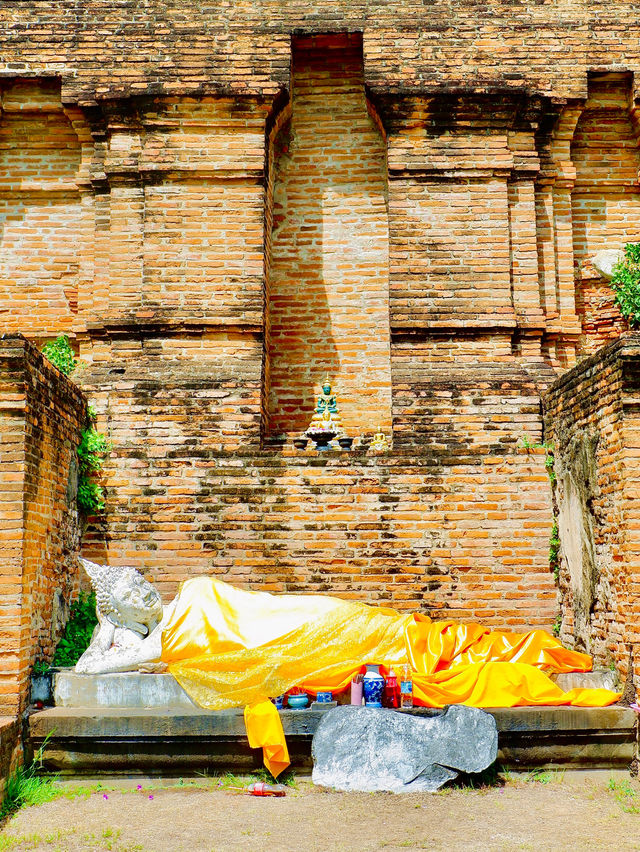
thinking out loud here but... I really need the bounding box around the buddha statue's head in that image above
[80,558,163,636]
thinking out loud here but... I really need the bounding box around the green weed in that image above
[52,591,98,667]
[77,426,112,515]
[524,767,564,785]
[607,777,640,813]
[0,834,43,851]
[0,734,58,819]
[254,767,297,787]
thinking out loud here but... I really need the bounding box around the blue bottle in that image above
[363,664,385,707]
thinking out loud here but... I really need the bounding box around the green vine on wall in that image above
[549,519,560,582]
[41,334,76,376]
[77,424,112,515]
[519,435,556,485]
[520,434,563,635]
[610,242,640,326]
[41,337,112,514]
[520,434,560,578]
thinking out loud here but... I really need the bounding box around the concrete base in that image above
[551,669,619,692]
[54,671,197,710]
[53,669,621,711]
[28,671,634,776]
[26,704,637,776]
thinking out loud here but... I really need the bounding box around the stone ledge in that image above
[54,671,198,710]
[26,705,637,775]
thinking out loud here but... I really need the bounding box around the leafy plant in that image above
[610,242,640,327]
[543,444,556,486]
[519,436,556,484]
[552,613,562,637]
[77,427,112,515]
[52,591,98,668]
[549,519,560,582]
[0,734,57,819]
[41,335,76,376]
[31,660,50,677]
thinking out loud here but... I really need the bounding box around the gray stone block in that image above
[551,670,619,692]
[311,704,498,793]
[54,671,197,709]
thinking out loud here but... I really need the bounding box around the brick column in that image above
[0,336,85,714]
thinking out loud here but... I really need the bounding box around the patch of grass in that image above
[0,828,78,851]
[524,767,565,785]
[216,772,249,790]
[607,777,640,813]
[0,834,42,851]
[0,735,58,819]
[254,767,297,788]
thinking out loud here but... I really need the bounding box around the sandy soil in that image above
[3,771,640,852]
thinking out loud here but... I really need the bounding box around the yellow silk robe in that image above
[161,577,620,776]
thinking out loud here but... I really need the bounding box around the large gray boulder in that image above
[311,704,498,793]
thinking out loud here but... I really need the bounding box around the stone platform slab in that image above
[54,671,197,709]
[26,704,637,776]
[53,669,620,710]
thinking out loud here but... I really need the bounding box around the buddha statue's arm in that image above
[75,620,163,675]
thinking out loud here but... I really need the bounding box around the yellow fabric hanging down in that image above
[161,577,621,777]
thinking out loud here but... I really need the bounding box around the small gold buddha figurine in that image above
[369,425,389,453]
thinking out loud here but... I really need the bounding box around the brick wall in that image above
[0,335,85,714]
[77,336,557,630]
[0,80,87,344]
[545,333,640,683]
[1,2,640,104]
[1,22,640,650]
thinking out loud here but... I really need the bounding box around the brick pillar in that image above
[0,336,85,714]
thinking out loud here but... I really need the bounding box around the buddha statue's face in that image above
[108,571,163,634]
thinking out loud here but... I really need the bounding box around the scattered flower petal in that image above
[148,795,154,800]
[103,794,109,800]
[137,785,143,790]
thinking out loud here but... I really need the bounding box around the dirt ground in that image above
[3,770,640,852]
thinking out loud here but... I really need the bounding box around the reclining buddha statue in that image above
[76,557,619,713]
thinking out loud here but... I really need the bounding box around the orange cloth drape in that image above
[162,577,620,776]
